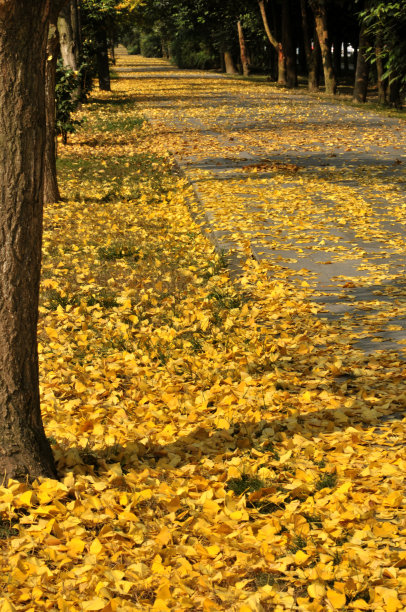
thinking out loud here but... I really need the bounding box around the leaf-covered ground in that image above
[0,53,405,611]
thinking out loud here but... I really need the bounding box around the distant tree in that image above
[258,0,287,85]
[308,0,337,94]
[45,1,68,204]
[360,1,406,107]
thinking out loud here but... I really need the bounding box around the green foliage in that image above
[55,60,81,144]
[361,1,406,104]
[140,31,162,57]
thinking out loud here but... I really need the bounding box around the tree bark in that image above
[0,1,57,481]
[282,0,297,87]
[224,50,238,74]
[237,20,250,76]
[58,0,82,101]
[343,42,349,74]
[70,0,81,67]
[258,0,286,85]
[375,34,386,104]
[300,0,318,90]
[44,3,64,204]
[58,1,78,71]
[96,24,111,90]
[353,22,370,103]
[309,0,337,94]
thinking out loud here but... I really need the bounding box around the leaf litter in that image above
[0,54,405,612]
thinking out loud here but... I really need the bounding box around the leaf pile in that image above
[0,54,405,612]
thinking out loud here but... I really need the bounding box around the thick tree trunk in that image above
[310,0,337,94]
[300,0,318,90]
[258,0,286,85]
[237,20,250,76]
[282,0,297,87]
[96,25,111,91]
[224,50,238,74]
[44,6,62,204]
[353,22,370,103]
[0,1,57,481]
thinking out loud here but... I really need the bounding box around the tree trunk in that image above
[237,20,250,76]
[58,1,77,71]
[161,38,168,59]
[388,80,402,109]
[0,1,57,481]
[353,22,370,103]
[310,0,337,94]
[44,7,62,204]
[300,0,318,90]
[71,0,81,62]
[333,38,341,77]
[96,25,111,90]
[58,0,82,101]
[375,34,387,104]
[343,42,349,74]
[224,50,238,74]
[258,0,286,85]
[282,0,297,87]
[352,46,358,73]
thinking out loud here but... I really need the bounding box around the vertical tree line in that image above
[0,0,139,482]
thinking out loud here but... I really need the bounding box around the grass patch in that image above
[315,472,338,491]
[97,116,145,132]
[289,535,307,553]
[98,243,140,261]
[226,473,264,496]
[56,153,168,202]
[0,519,19,539]
[42,289,118,311]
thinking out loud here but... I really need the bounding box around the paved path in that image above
[116,53,406,355]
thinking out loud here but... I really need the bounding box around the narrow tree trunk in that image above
[300,0,318,90]
[237,20,250,76]
[96,25,111,90]
[110,41,116,65]
[352,46,358,73]
[161,38,168,59]
[0,1,57,481]
[343,42,349,74]
[310,0,337,94]
[353,22,370,103]
[70,0,81,68]
[282,0,297,87]
[44,8,62,204]
[375,34,386,104]
[333,38,341,77]
[224,50,238,74]
[258,0,286,85]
